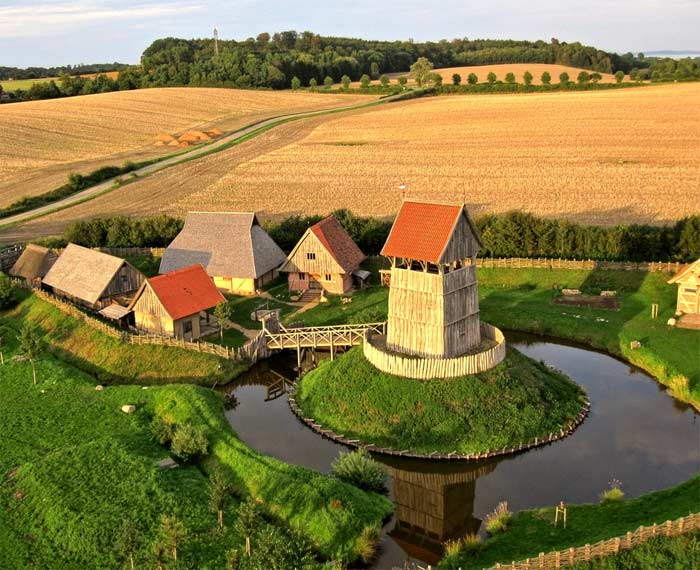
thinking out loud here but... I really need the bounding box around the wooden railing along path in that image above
[265,322,387,352]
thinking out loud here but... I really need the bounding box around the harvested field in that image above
[2,83,698,243]
[0,87,375,208]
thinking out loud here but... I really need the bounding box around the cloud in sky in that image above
[0,1,205,37]
[0,0,698,67]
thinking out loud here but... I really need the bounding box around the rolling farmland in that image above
[0,87,376,208]
[1,83,698,243]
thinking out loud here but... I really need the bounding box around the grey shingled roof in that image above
[43,244,127,305]
[9,244,57,280]
[159,212,286,279]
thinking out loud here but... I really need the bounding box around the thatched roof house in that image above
[668,259,700,316]
[129,264,225,340]
[9,244,57,284]
[42,243,144,309]
[279,216,366,295]
[159,212,286,295]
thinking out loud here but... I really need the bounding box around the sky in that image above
[1,0,699,68]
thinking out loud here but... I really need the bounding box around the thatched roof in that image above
[43,244,130,304]
[9,244,57,280]
[159,212,286,279]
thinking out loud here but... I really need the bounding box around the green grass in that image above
[0,77,57,91]
[227,293,295,330]
[0,300,392,568]
[477,268,700,408]
[297,347,586,454]
[568,532,700,569]
[124,254,161,277]
[202,327,249,349]
[296,266,700,409]
[4,293,247,385]
[438,477,700,570]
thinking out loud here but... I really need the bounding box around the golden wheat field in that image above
[0,87,375,208]
[1,83,699,243]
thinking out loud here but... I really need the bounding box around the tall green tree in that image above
[290,76,301,90]
[505,72,516,84]
[18,323,42,385]
[577,70,590,84]
[614,70,625,83]
[541,71,552,84]
[209,469,233,530]
[158,514,186,562]
[323,75,333,88]
[116,519,141,570]
[452,73,462,85]
[523,71,533,85]
[370,62,380,79]
[341,75,351,89]
[360,74,371,88]
[235,499,262,556]
[379,74,390,87]
[308,77,317,89]
[409,57,434,87]
[487,72,497,84]
[467,73,478,85]
[213,301,233,341]
[559,72,570,85]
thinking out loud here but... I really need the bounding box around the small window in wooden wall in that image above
[685,287,698,293]
[183,320,193,334]
[299,272,306,280]
[307,252,316,260]
[325,274,332,281]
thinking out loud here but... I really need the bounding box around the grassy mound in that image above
[297,347,586,455]
[5,293,248,385]
[0,301,391,568]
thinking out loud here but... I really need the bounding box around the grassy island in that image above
[296,347,587,455]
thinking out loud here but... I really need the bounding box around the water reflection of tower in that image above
[381,456,499,565]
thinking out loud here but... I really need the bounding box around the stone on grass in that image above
[157,457,178,469]
[562,288,581,296]
[121,404,136,414]
[600,290,617,297]
[630,340,642,350]
[95,385,104,391]
[667,318,677,327]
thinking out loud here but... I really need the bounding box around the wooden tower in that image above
[381,201,483,358]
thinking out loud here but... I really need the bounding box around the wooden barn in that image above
[668,259,700,316]
[9,244,58,286]
[159,212,286,295]
[279,216,366,295]
[381,201,483,358]
[128,264,225,340]
[42,243,144,309]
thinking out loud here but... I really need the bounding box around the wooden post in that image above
[330,335,335,361]
[651,303,659,319]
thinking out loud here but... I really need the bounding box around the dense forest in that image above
[47,210,700,263]
[2,32,698,102]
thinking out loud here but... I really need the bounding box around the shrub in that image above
[151,415,176,445]
[484,501,512,535]
[355,525,379,563]
[330,449,387,493]
[170,423,208,462]
[601,479,625,503]
[461,532,482,554]
[0,273,17,310]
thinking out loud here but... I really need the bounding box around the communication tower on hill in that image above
[213,27,219,55]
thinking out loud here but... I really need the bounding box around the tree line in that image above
[1,32,658,102]
[46,210,700,263]
[0,62,125,81]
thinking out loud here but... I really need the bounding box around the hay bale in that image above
[121,404,136,414]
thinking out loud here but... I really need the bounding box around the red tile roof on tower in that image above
[310,216,366,273]
[381,201,466,263]
[146,264,225,320]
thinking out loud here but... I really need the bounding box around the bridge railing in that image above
[265,322,386,350]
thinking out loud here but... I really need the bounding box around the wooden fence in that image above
[363,323,506,380]
[476,257,684,273]
[486,512,700,570]
[15,283,267,363]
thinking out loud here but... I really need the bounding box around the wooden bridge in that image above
[264,321,386,366]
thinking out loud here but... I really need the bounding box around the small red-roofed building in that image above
[280,216,366,295]
[128,264,225,340]
[381,200,483,358]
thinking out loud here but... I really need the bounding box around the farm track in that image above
[0,96,386,240]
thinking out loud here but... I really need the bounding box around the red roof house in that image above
[128,264,225,340]
[279,216,366,295]
[381,201,482,264]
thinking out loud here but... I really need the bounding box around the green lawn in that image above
[0,76,57,91]
[296,266,700,409]
[438,477,700,569]
[297,347,586,454]
[226,293,295,330]
[0,296,392,568]
[5,292,248,385]
[202,326,249,349]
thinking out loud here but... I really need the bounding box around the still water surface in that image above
[222,332,700,568]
